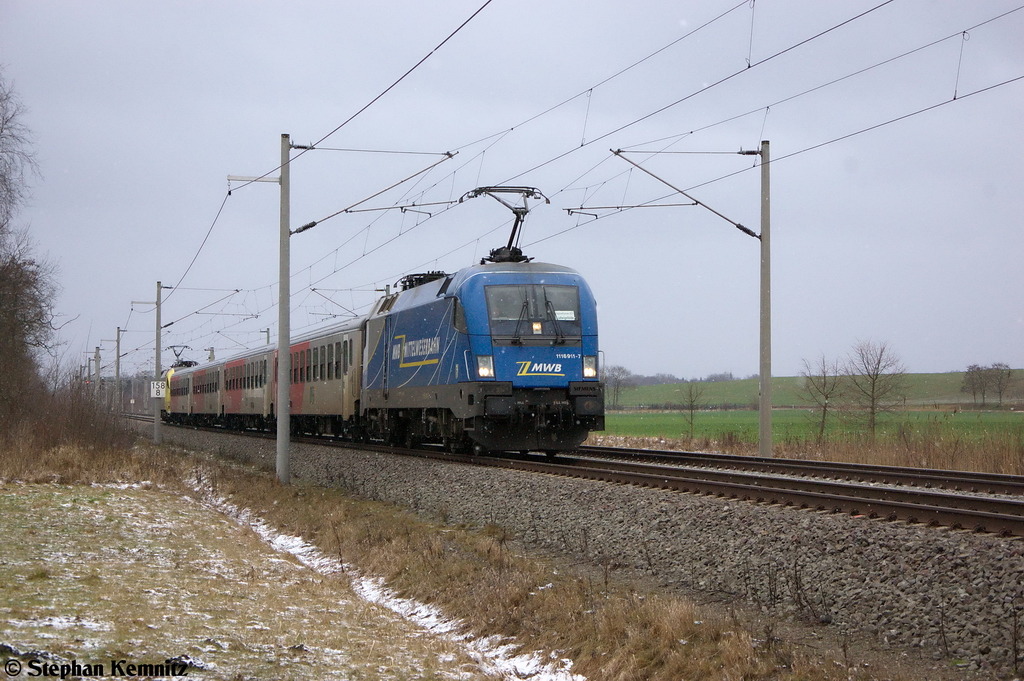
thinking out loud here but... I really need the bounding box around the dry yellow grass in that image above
[1,428,955,680]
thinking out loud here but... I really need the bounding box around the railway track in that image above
[134,415,1024,537]
[388,446,1024,537]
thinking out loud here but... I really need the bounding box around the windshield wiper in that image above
[545,300,565,345]
[511,299,529,345]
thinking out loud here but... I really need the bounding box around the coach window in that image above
[306,349,312,383]
[335,341,342,376]
[319,345,326,381]
[312,347,319,382]
[327,343,334,380]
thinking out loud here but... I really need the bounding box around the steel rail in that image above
[460,453,1024,537]
[577,445,1024,496]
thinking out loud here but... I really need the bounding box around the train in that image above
[162,245,604,454]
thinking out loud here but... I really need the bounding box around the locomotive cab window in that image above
[484,285,581,339]
[452,298,468,334]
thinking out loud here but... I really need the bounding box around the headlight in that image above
[583,356,598,379]
[476,355,495,378]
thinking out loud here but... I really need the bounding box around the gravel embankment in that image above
[161,426,1024,675]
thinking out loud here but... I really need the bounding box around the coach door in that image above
[382,316,392,401]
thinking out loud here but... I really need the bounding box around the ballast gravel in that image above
[162,427,1024,675]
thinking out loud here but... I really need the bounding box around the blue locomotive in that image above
[362,247,604,453]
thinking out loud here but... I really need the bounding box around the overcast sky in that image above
[2,0,1022,380]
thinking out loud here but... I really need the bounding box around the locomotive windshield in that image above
[484,284,581,341]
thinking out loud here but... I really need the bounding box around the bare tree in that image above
[844,340,907,437]
[800,355,843,444]
[988,363,1013,407]
[681,381,705,439]
[603,365,634,409]
[0,69,36,229]
[961,364,990,406]
[0,71,54,437]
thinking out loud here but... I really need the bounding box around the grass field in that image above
[617,372,1022,409]
[601,409,1024,444]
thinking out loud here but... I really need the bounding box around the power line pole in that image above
[115,327,121,414]
[101,328,123,412]
[154,281,163,444]
[757,141,771,459]
[135,283,167,443]
[277,133,291,485]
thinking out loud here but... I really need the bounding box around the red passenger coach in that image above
[162,317,364,437]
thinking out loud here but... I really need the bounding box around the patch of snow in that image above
[188,470,587,681]
[7,616,110,631]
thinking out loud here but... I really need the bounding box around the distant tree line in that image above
[617,370,743,388]
[602,366,748,409]
[961,363,1013,407]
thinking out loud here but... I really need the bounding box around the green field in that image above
[600,409,1024,444]
[617,372,1017,409]
[600,371,1024,445]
